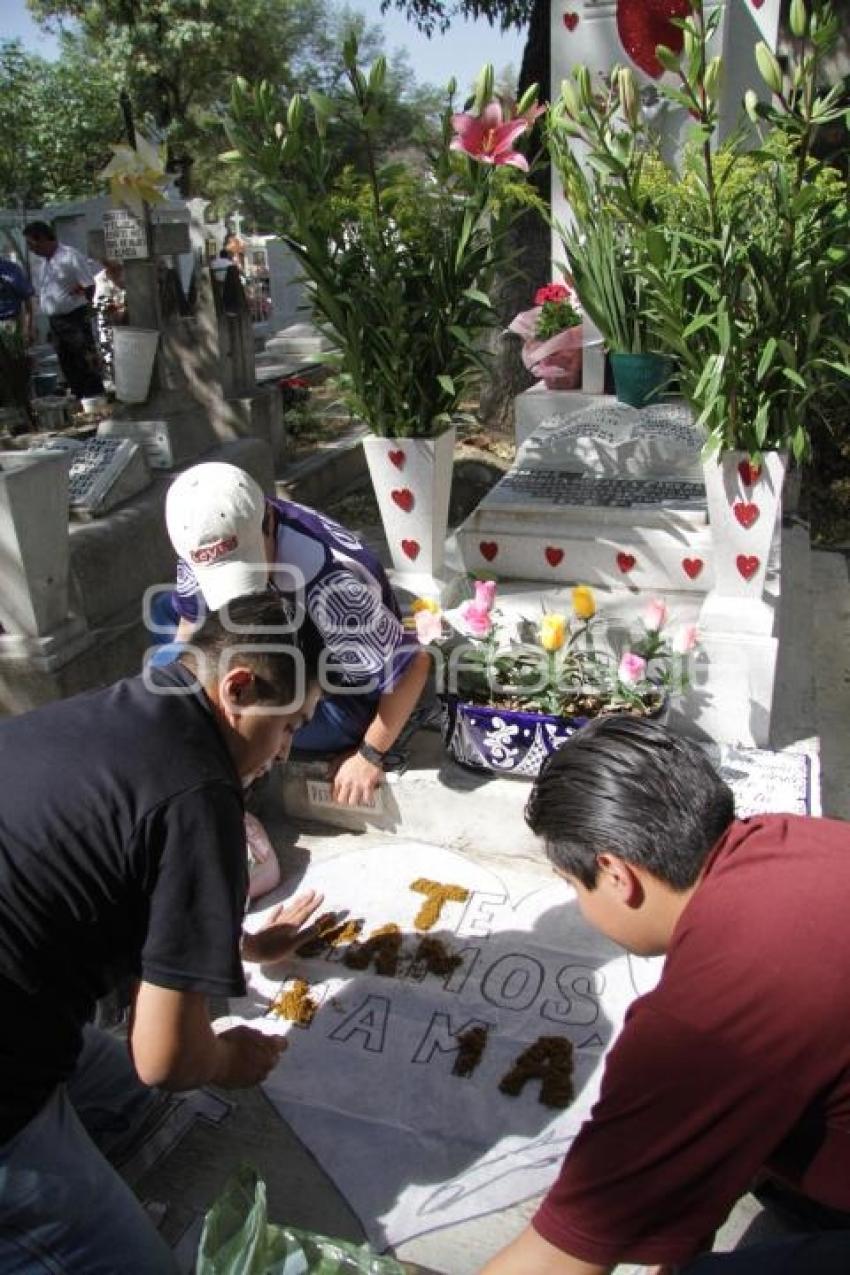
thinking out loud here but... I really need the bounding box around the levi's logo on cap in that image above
[189,535,238,565]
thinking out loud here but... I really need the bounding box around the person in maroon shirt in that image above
[480,716,850,1275]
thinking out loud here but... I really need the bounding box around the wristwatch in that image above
[358,740,387,768]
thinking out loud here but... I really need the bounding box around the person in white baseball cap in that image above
[156,460,432,817]
[165,462,269,610]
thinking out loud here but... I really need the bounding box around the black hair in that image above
[23,220,55,242]
[179,591,323,706]
[525,716,734,891]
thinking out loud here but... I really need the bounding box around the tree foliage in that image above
[379,0,536,36]
[0,39,120,208]
[25,0,435,201]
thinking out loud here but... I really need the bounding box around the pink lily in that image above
[618,652,647,685]
[450,102,531,171]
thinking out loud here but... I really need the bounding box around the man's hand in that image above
[241,888,324,964]
[329,749,383,807]
[211,1024,286,1088]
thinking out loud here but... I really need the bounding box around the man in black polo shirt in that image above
[0,594,322,1273]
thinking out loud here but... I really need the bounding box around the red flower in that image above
[534,283,571,305]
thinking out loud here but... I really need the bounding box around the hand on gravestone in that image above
[240,888,325,965]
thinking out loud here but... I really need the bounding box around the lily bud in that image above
[517,82,540,116]
[790,0,807,37]
[618,67,639,126]
[703,56,722,101]
[473,63,495,113]
[744,89,760,122]
[755,42,783,95]
[287,94,303,130]
[575,65,592,108]
[561,80,582,119]
[368,56,387,93]
[274,120,285,140]
[342,33,358,70]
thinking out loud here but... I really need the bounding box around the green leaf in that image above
[756,337,777,382]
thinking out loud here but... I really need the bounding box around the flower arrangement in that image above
[547,0,850,458]
[223,47,543,438]
[415,580,697,719]
[507,282,584,390]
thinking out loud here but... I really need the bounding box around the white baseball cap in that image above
[165,462,269,610]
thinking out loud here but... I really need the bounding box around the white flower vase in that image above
[362,426,456,586]
[702,450,788,597]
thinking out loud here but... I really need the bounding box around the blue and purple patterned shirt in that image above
[172,497,419,694]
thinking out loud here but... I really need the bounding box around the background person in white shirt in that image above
[24,220,105,400]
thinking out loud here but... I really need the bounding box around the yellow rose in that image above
[572,585,596,620]
[411,597,440,615]
[540,613,567,652]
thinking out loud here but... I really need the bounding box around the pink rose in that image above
[618,652,647,685]
[415,610,444,645]
[672,623,699,654]
[643,598,669,632]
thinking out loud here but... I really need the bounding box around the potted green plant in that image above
[414,580,696,777]
[546,71,675,408]
[546,0,850,596]
[223,43,541,584]
[506,282,584,390]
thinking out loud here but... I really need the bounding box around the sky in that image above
[4,0,526,94]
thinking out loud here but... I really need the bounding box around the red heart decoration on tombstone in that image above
[737,554,760,580]
[388,449,406,470]
[545,546,564,567]
[737,459,761,486]
[479,541,499,562]
[563,11,579,31]
[616,551,636,573]
[733,501,760,529]
[682,557,704,580]
[401,539,420,561]
[391,488,414,513]
[616,0,689,79]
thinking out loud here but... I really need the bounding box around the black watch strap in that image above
[358,740,387,767]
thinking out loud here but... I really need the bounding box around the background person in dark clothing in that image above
[23,218,105,399]
[0,593,323,1273]
[481,717,850,1275]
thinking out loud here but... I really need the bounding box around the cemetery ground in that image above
[114,405,850,1275]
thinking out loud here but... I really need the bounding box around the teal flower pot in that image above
[610,352,674,408]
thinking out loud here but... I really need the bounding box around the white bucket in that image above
[113,327,160,404]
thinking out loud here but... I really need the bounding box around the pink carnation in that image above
[618,652,647,685]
